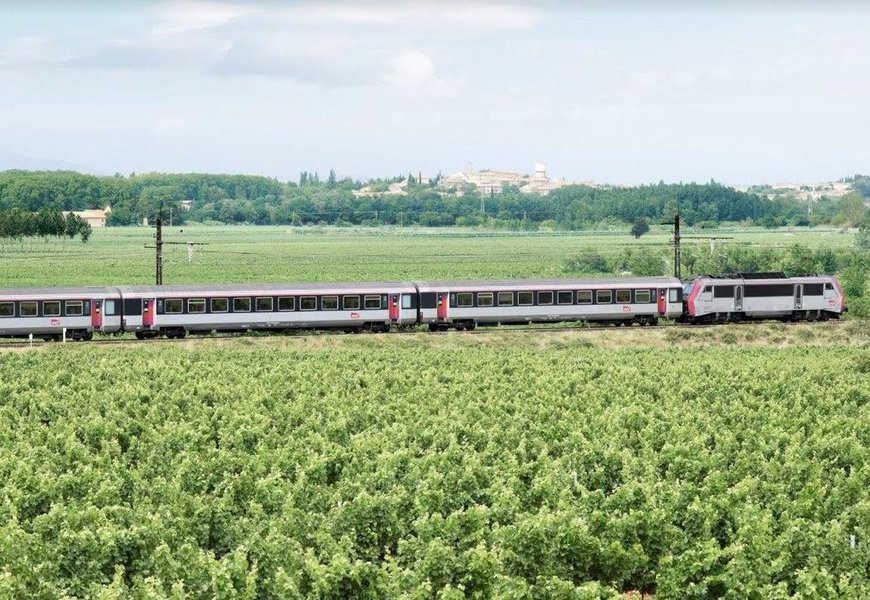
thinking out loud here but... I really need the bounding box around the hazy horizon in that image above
[2,1,868,186]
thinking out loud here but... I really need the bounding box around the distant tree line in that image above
[0,170,867,230]
[0,207,92,242]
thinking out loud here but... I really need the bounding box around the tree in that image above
[631,217,650,239]
[857,221,870,253]
[834,192,867,227]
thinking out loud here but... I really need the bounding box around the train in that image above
[0,273,846,341]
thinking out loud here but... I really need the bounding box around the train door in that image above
[794,284,803,310]
[734,285,743,311]
[389,294,400,322]
[657,289,667,316]
[437,292,449,321]
[143,298,155,328]
[823,283,838,310]
[91,299,103,331]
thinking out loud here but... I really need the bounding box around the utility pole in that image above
[155,207,163,285]
[145,202,207,282]
[664,208,732,279]
[673,212,680,280]
[662,212,681,279]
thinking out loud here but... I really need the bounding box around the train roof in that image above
[0,277,685,298]
[415,277,681,291]
[687,273,834,282]
[0,286,119,297]
[116,282,417,295]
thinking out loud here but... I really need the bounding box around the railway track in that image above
[0,319,847,349]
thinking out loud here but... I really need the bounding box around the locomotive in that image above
[0,273,845,341]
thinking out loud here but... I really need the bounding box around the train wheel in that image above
[135,331,146,340]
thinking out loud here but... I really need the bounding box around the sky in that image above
[0,1,868,186]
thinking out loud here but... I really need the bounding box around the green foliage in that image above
[851,175,870,199]
[832,193,869,228]
[0,208,91,243]
[1,345,869,597]
[856,222,870,253]
[630,218,650,239]
[0,170,819,229]
[564,249,612,275]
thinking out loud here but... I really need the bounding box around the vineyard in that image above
[2,337,869,598]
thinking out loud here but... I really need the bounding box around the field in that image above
[2,226,868,598]
[0,224,855,286]
[2,332,870,598]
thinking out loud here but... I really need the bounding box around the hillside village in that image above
[353,163,599,198]
[352,163,864,205]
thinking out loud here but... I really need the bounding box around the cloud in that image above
[210,37,374,85]
[382,49,460,96]
[282,2,541,31]
[0,36,55,69]
[383,50,435,86]
[0,1,540,89]
[151,0,256,35]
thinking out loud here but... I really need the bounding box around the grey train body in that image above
[0,275,846,340]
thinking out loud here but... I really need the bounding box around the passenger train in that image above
[0,273,846,341]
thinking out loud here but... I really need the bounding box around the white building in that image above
[441,163,573,196]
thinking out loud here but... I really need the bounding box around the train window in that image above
[713,285,734,298]
[825,283,834,291]
[105,300,117,315]
[43,301,61,316]
[804,284,823,296]
[211,298,228,313]
[596,290,612,304]
[343,295,360,310]
[300,296,317,311]
[165,299,183,314]
[538,291,554,305]
[669,288,680,303]
[477,292,494,307]
[744,284,792,297]
[322,296,338,310]
[615,290,631,303]
[255,297,273,312]
[635,290,651,303]
[20,302,37,317]
[188,299,206,313]
[278,296,295,311]
[557,291,573,305]
[456,293,474,307]
[498,292,513,306]
[364,295,381,309]
[65,300,83,316]
[233,297,251,312]
[402,294,414,309]
[517,292,534,306]
[577,291,593,304]
[0,302,14,317]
